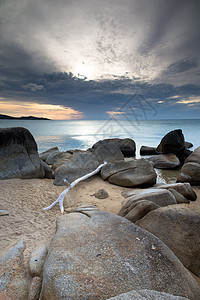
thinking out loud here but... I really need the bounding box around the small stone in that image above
[92,189,109,199]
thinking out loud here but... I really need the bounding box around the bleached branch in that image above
[44,161,107,213]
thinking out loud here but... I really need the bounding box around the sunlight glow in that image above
[177,96,200,104]
[0,100,84,120]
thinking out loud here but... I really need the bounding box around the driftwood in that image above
[44,161,107,213]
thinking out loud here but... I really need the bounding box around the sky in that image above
[0,0,200,120]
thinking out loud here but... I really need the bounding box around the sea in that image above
[0,119,199,155]
[1,118,199,183]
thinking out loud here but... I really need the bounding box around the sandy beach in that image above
[1,175,200,286]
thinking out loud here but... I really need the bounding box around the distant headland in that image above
[0,114,50,120]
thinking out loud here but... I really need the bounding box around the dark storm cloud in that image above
[0,0,200,119]
[163,57,199,76]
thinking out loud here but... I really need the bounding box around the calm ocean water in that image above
[0,119,199,157]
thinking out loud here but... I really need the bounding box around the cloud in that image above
[106,111,125,118]
[162,57,199,75]
[176,96,200,105]
[22,83,45,92]
[0,100,84,120]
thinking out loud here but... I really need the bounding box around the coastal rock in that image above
[108,289,189,300]
[0,240,29,299]
[52,155,73,171]
[93,138,136,157]
[92,189,109,199]
[29,244,48,277]
[45,151,72,165]
[140,146,160,156]
[40,160,54,179]
[54,151,99,186]
[40,210,200,299]
[168,188,190,204]
[101,159,157,187]
[157,129,185,154]
[118,189,176,217]
[147,153,180,169]
[39,147,59,161]
[0,127,44,179]
[123,200,160,223]
[185,146,200,164]
[156,183,197,201]
[136,206,200,277]
[93,142,124,163]
[177,162,200,185]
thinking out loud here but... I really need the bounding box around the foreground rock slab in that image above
[40,210,200,299]
[136,206,200,278]
[108,289,189,300]
[0,127,44,179]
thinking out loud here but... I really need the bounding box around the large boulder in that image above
[93,142,124,163]
[136,206,200,278]
[177,162,200,185]
[93,138,136,157]
[40,210,200,299]
[156,183,197,201]
[108,289,189,300]
[118,189,176,217]
[45,151,72,165]
[147,154,180,169]
[54,151,99,186]
[157,129,185,154]
[101,159,157,187]
[0,127,44,179]
[40,160,54,179]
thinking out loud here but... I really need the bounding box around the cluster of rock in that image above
[177,146,200,185]
[1,126,200,187]
[1,208,200,299]
[118,182,200,278]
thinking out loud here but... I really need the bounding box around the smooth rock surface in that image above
[123,200,160,223]
[118,189,176,217]
[156,183,197,201]
[136,206,200,277]
[108,289,189,300]
[45,151,72,165]
[0,127,44,179]
[168,188,189,204]
[39,147,59,161]
[147,154,180,169]
[185,146,200,164]
[93,142,124,163]
[54,151,99,185]
[93,138,136,157]
[101,159,157,187]
[40,210,200,299]
[177,162,200,185]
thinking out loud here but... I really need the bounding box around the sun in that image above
[73,62,97,80]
